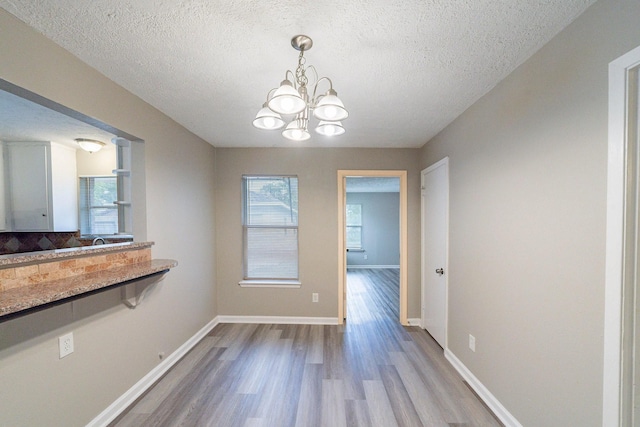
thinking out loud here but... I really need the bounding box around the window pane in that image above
[90,177,117,206]
[89,207,118,235]
[79,176,118,235]
[346,226,362,249]
[246,228,298,279]
[245,177,298,226]
[346,204,362,226]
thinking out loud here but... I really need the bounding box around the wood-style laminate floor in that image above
[112,269,501,427]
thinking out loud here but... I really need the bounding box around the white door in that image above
[421,158,449,348]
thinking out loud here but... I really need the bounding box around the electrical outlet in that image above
[469,334,476,352]
[312,293,319,303]
[363,254,368,260]
[59,332,74,358]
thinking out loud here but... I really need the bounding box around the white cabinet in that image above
[5,141,78,231]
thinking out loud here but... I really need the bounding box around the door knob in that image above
[435,268,444,275]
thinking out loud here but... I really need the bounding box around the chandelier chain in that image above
[295,50,308,88]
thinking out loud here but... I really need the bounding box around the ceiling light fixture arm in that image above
[310,76,334,105]
[264,87,278,103]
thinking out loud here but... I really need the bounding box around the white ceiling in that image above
[0,0,596,149]
[0,89,116,150]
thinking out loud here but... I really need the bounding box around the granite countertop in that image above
[0,258,177,319]
[0,242,154,267]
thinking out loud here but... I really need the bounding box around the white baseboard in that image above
[217,315,339,325]
[87,317,220,427]
[346,265,400,269]
[445,349,522,427]
[407,318,422,327]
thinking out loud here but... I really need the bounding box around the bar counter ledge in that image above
[0,242,177,321]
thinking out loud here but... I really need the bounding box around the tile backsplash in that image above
[0,231,132,255]
[0,247,152,291]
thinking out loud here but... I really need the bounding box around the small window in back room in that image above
[79,176,118,235]
[346,203,363,249]
[242,175,299,280]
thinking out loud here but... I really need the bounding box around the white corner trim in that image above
[407,318,422,327]
[87,317,220,427]
[217,315,339,325]
[445,349,522,427]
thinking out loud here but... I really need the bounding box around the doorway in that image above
[337,170,408,325]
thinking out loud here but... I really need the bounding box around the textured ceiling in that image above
[0,0,596,148]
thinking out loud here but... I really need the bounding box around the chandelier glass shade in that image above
[252,103,286,130]
[313,89,348,122]
[268,80,307,115]
[315,120,345,136]
[253,35,348,141]
[282,120,311,141]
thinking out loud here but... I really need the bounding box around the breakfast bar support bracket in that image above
[121,275,162,309]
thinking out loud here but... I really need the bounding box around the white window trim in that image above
[238,279,301,288]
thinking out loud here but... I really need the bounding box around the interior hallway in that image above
[112,269,500,426]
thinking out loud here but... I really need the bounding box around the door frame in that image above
[337,170,408,325]
[421,157,449,348]
[603,44,640,426]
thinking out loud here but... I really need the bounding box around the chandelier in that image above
[253,35,348,141]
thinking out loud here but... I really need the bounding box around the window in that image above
[243,176,298,280]
[346,203,362,249]
[79,176,118,235]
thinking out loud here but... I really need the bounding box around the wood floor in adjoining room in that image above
[112,268,501,426]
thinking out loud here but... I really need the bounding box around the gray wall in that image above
[346,192,400,267]
[0,10,217,426]
[419,0,640,424]
[215,148,421,319]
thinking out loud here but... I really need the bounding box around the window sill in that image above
[346,248,365,252]
[238,280,301,288]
